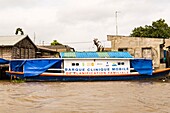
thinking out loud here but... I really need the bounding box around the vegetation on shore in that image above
[130,19,170,38]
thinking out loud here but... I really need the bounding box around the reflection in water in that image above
[0,81,169,113]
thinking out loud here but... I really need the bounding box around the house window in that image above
[118,48,128,52]
[142,48,152,59]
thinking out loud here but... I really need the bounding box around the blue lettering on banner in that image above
[87,68,90,71]
[65,67,128,72]
[112,68,115,71]
[65,68,86,72]
[65,68,68,71]
[112,67,129,71]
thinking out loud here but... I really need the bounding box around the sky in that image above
[0,0,170,51]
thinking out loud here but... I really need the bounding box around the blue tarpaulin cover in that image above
[130,59,153,75]
[10,59,62,77]
[10,60,25,72]
[0,58,9,64]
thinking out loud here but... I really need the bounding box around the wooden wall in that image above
[0,47,12,60]
[12,38,36,59]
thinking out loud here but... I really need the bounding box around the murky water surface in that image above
[0,80,169,113]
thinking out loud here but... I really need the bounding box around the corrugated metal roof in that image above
[97,52,110,58]
[108,52,132,58]
[76,52,99,58]
[60,51,133,58]
[62,52,76,58]
[37,46,57,52]
[0,35,27,46]
[42,45,74,49]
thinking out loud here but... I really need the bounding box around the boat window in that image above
[118,62,124,65]
[72,63,75,66]
[76,63,79,66]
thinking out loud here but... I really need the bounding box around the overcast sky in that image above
[0,0,170,51]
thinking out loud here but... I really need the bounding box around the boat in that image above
[6,51,170,81]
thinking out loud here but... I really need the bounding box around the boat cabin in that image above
[60,52,133,75]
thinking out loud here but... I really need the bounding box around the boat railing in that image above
[47,68,64,71]
[46,68,64,73]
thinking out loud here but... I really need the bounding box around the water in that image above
[0,81,169,113]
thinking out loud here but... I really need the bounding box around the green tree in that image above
[130,19,170,38]
[51,40,62,45]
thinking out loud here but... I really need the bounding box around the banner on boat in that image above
[64,59,130,75]
[64,67,130,75]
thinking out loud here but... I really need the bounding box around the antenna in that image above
[115,11,119,36]
[42,41,44,46]
[34,32,36,43]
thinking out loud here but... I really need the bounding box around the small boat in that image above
[6,51,170,81]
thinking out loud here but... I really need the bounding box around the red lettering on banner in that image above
[65,71,130,75]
